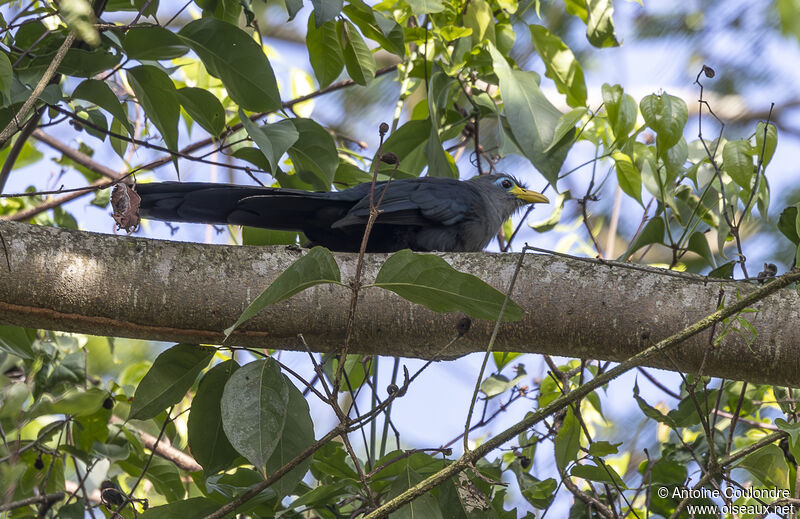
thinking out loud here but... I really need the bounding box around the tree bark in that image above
[0,220,797,385]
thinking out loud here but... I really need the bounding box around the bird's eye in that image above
[501,178,513,189]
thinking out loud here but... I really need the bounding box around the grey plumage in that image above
[136,174,548,252]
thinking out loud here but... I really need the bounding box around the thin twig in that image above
[363,269,800,518]
[0,32,75,147]
[0,107,43,193]
[463,246,529,451]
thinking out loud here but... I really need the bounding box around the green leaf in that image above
[342,1,404,56]
[188,360,240,475]
[306,16,344,88]
[337,19,376,86]
[239,111,299,174]
[311,0,342,26]
[73,79,134,136]
[601,83,637,140]
[778,205,800,245]
[755,121,777,166]
[61,0,100,46]
[0,325,34,359]
[586,0,619,47]
[686,231,715,267]
[722,139,754,188]
[480,367,526,398]
[488,43,570,186]
[649,456,687,484]
[0,51,12,100]
[464,0,495,44]
[612,152,642,205]
[493,351,522,371]
[405,0,445,13]
[387,465,445,519]
[529,25,586,108]
[545,107,587,153]
[623,216,664,258]
[123,26,189,60]
[565,0,587,21]
[571,463,625,486]
[775,418,800,460]
[529,191,570,232]
[109,117,128,159]
[80,109,108,142]
[127,65,180,171]
[323,354,374,392]
[640,92,688,152]
[588,441,620,457]
[178,17,280,112]
[288,118,338,191]
[129,344,214,420]
[221,358,289,470]
[425,70,458,178]
[265,374,315,499]
[29,388,108,418]
[708,261,735,279]
[514,466,557,509]
[225,247,341,336]
[379,119,432,177]
[284,0,302,20]
[177,87,225,136]
[633,382,676,428]
[105,0,159,15]
[242,226,299,246]
[56,47,122,77]
[736,444,789,488]
[554,408,580,471]
[372,249,524,322]
[140,497,220,518]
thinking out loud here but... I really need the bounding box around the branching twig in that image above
[363,269,800,519]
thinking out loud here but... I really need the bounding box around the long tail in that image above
[135,182,357,231]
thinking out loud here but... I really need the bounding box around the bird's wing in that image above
[332,179,474,228]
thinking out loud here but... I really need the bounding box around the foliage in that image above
[0,0,798,518]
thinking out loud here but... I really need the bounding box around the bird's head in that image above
[472,174,549,209]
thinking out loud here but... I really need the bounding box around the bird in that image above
[135,174,549,252]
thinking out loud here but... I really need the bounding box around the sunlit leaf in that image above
[755,121,778,167]
[612,152,643,205]
[586,0,619,47]
[554,408,580,470]
[722,139,754,189]
[640,92,688,152]
[337,19,376,86]
[529,25,586,107]
[488,43,570,185]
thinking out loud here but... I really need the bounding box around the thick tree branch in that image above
[0,221,798,385]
